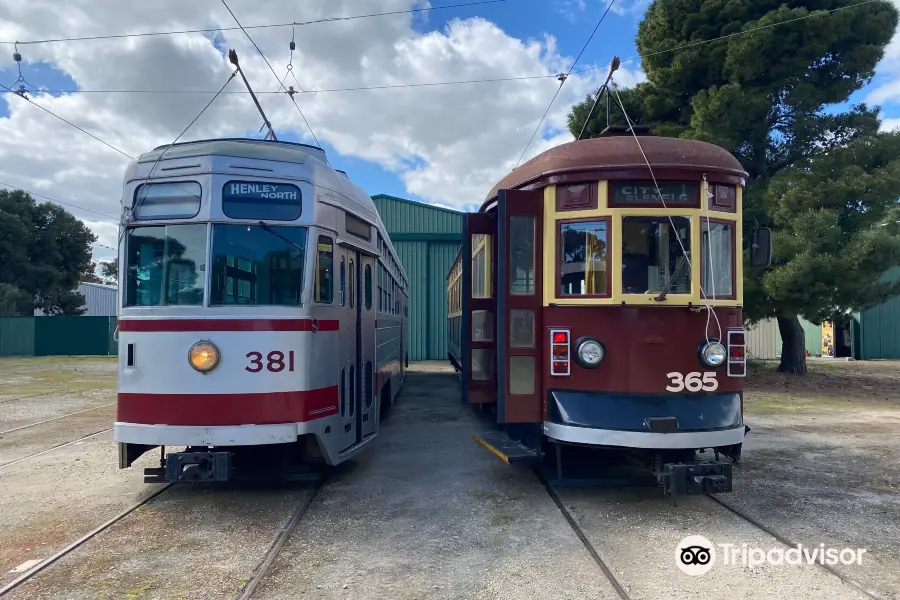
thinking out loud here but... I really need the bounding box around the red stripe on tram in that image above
[118,318,340,332]
[117,387,339,425]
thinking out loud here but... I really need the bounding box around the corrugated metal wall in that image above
[0,317,116,357]
[77,283,118,316]
[747,318,778,359]
[0,317,36,357]
[373,194,462,361]
[859,296,900,359]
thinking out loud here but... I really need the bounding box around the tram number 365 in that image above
[665,371,718,392]
[246,351,295,373]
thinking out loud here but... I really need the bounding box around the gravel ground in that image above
[253,364,620,600]
[5,483,316,600]
[0,431,165,587]
[2,357,898,600]
[0,405,115,466]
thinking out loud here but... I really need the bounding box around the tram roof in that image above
[138,138,327,165]
[484,133,747,207]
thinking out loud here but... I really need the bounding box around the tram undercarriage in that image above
[119,436,331,484]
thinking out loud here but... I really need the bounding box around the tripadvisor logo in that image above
[676,536,868,575]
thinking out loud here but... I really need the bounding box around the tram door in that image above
[338,248,362,448]
[359,254,377,437]
[498,189,543,423]
[462,211,497,405]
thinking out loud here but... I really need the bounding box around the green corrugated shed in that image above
[373,194,462,360]
[0,317,36,357]
[856,267,900,359]
[34,316,116,356]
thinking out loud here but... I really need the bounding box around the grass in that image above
[0,356,117,396]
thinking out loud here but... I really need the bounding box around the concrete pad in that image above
[254,366,620,600]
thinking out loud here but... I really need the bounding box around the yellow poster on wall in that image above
[822,321,835,357]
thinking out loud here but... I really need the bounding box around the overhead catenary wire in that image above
[0,0,514,46]
[0,0,878,98]
[220,0,323,151]
[514,0,616,168]
[0,179,119,221]
[608,80,723,341]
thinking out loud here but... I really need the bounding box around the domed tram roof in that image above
[482,131,748,210]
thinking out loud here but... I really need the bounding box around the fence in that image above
[0,316,117,357]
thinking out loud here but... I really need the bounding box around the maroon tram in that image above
[447,126,772,495]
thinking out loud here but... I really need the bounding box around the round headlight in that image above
[189,341,220,373]
[575,338,604,368]
[699,341,727,368]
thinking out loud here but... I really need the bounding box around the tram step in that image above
[472,432,538,464]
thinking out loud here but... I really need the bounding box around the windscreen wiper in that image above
[654,253,689,302]
[257,220,305,254]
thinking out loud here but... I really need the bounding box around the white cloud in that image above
[608,0,651,17]
[0,0,644,240]
[866,0,900,106]
[881,117,900,132]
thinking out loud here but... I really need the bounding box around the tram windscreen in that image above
[621,216,691,295]
[209,224,306,306]
[124,224,207,306]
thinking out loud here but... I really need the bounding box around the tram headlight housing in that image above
[188,340,220,373]
[698,340,727,368]
[574,337,605,368]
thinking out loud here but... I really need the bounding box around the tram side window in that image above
[340,256,346,307]
[209,224,306,306]
[621,216,691,295]
[364,264,372,310]
[315,236,334,303]
[125,224,206,307]
[701,220,734,298]
[558,220,608,296]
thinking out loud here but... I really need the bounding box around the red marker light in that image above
[730,332,745,345]
[553,346,569,360]
[553,332,568,344]
[553,361,567,371]
[730,347,745,360]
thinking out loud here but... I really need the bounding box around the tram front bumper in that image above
[144,451,233,484]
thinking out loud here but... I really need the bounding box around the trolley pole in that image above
[228,49,278,141]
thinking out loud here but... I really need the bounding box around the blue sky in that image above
[1,0,898,219]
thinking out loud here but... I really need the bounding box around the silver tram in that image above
[114,138,409,482]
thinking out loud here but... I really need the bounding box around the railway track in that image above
[537,463,886,600]
[0,403,115,437]
[0,484,174,597]
[706,494,887,600]
[234,476,329,600]
[0,387,107,406]
[0,427,112,469]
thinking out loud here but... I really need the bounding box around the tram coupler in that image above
[659,460,733,496]
[143,451,233,483]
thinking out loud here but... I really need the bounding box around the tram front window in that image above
[209,224,306,306]
[124,224,207,306]
[622,216,691,295]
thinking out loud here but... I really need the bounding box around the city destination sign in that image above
[613,182,697,205]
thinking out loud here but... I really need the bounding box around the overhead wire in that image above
[513,0,616,169]
[608,80,723,342]
[220,0,323,151]
[0,179,119,221]
[0,0,514,46]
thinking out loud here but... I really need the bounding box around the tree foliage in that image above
[0,189,97,315]
[567,0,900,374]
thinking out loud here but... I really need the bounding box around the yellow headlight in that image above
[188,341,219,373]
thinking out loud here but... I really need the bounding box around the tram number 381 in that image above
[246,350,296,373]
[665,371,718,392]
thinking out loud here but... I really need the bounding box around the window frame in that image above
[132,181,202,221]
[708,184,737,214]
[701,217,737,300]
[555,216,612,299]
[620,215,693,297]
[314,235,334,304]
